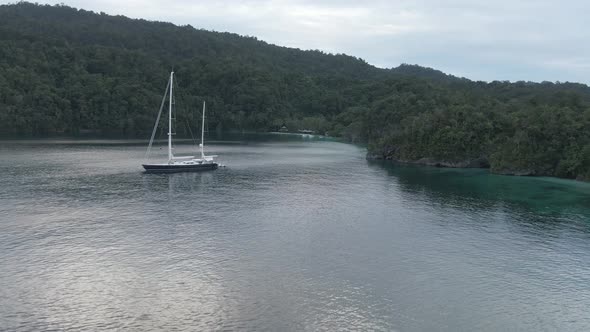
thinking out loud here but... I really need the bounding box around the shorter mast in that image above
[168,71,174,163]
[200,101,206,159]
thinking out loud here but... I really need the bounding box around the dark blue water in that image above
[1,135,590,331]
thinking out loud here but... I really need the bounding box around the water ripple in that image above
[1,139,590,331]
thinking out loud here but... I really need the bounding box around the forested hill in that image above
[0,1,387,137]
[1,2,590,181]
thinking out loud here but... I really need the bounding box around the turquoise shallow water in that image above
[1,135,589,331]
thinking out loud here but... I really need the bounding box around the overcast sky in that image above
[7,0,590,83]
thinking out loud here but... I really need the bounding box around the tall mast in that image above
[201,101,206,159]
[168,71,174,163]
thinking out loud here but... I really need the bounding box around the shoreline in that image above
[366,153,590,183]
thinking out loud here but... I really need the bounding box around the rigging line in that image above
[185,118,199,147]
[173,75,199,150]
[145,76,171,161]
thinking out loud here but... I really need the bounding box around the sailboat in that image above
[142,71,219,173]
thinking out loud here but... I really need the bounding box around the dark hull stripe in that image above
[142,163,218,173]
